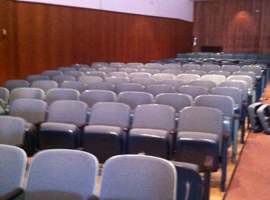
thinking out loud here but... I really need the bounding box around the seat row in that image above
[1,144,205,200]
[1,100,231,191]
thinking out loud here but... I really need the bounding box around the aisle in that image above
[224,131,270,200]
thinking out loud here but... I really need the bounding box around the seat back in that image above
[131,77,157,86]
[178,106,223,148]
[115,82,144,94]
[118,91,154,110]
[9,87,45,104]
[52,75,76,84]
[89,102,130,128]
[99,155,176,200]
[42,70,63,79]
[129,72,152,79]
[0,116,26,146]
[31,80,59,92]
[146,84,176,96]
[221,65,241,74]
[211,86,242,107]
[0,144,27,199]
[27,75,50,83]
[47,100,88,126]
[45,88,81,105]
[132,104,175,131]
[81,90,117,108]
[9,99,48,124]
[194,95,234,118]
[0,87,9,103]
[25,149,99,200]
[155,93,193,112]
[4,80,30,91]
[178,85,208,99]
[176,74,200,84]
[60,80,88,93]
[78,76,103,86]
[189,80,216,91]
[201,74,226,85]
[87,82,115,91]
[201,64,220,73]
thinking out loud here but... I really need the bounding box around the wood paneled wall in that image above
[0,1,193,84]
[193,0,270,54]
[0,0,18,85]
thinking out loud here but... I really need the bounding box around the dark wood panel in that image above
[0,0,17,86]
[193,0,269,54]
[16,2,193,79]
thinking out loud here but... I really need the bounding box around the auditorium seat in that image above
[45,88,81,105]
[24,149,99,200]
[178,85,208,99]
[175,106,229,192]
[60,80,88,93]
[146,84,176,96]
[96,154,176,200]
[4,80,30,91]
[9,87,45,105]
[26,75,50,83]
[38,100,88,150]
[117,91,154,110]
[31,80,59,92]
[0,144,27,200]
[81,90,117,108]
[128,104,175,159]
[82,102,130,163]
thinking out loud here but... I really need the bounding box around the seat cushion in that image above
[39,122,79,149]
[128,128,171,159]
[83,125,125,163]
[176,131,219,171]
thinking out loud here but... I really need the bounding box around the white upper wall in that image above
[16,0,194,22]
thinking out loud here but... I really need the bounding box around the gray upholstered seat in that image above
[42,70,63,79]
[9,99,48,155]
[176,106,228,192]
[4,80,30,91]
[189,80,216,92]
[115,82,144,94]
[178,85,208,99]
[0,116,26,147]
[0,144,27,200]
[82,102,130,163]
[60,80,88,92]
[52,75,76,84]
[38,100,88,150]
[81,90,117,108]
[26,75,50,83]
[128,104,175,159]
[31,80,59,92]
[97,154,177,200]
[117,91,154,110]
[155,93,193,112]
[201,74,226,85]
[45,88,81,105]
[146,84,176,96]
[8,87,45,105]
[25,149,99,200]
[194,94,238,163]
[78,75,103,86]
[176,74,200,84]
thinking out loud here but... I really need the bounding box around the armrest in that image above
[222,131,230,140]
[5,188,24,200]
[87,195,99,200]
[203,156,214,171]
[233,114,240,119]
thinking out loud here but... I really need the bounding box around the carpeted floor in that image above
[225,131,270,200]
